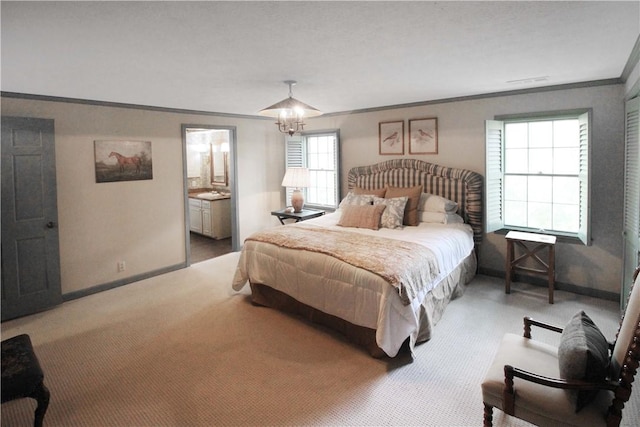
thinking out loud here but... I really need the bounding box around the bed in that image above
[232,159,483,358]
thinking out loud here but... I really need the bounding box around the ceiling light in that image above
[259,80,322,136]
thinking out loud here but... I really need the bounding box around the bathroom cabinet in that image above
[189,197,231,239]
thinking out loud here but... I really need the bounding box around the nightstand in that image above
[271,208,325,225]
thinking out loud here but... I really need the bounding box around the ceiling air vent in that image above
[506,76,550,85]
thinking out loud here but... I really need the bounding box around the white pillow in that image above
[418,193,458,213]
[419,211,465,224]
[339,192,374,209]
[373,196,408,229]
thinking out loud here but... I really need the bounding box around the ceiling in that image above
[1,1,639,117]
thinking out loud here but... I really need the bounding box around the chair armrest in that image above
[502,364,617,415]
[523,317,615,350]
[505,365,617,390]
[523,316,563,338]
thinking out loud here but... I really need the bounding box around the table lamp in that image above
[282,167,310,212]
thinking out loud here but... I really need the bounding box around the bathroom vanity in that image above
[188,193,231,239]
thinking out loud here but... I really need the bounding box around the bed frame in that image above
[250,159,484,357]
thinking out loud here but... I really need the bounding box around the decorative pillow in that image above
[337,204,386,230]
[418,193,458,213]
[338,192,374,209]
[385,185,423,226]
[558,310,610,412]
[373,196,408,229]
[419,211,465,224]
[353,186,387,198]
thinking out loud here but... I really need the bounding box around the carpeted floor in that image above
[1,252,638,426]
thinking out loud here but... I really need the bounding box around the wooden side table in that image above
[271,208,325,225]
[505,231,557,304]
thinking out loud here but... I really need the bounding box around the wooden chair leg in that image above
[31,382,50,427]
[483,402,494,427]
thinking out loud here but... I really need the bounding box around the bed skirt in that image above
[248,250,477,358]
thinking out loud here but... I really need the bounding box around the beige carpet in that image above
[1,252,638,426]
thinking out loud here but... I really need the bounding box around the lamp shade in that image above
[258,97,323,119]
[281,167,310,189]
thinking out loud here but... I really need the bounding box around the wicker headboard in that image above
[347,159,484,245]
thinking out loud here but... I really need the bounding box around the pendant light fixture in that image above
[259,80,322,136]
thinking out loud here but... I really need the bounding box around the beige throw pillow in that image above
[337,204,386,230]
[353,186,387,198]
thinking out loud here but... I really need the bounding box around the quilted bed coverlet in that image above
[241,224,438,305]
[232,212,474,356]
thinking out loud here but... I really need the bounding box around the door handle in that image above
[46,221,56,229]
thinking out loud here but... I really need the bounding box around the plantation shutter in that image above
[285,135,305,206]
[577,111,591,245]
[328,133,339,208]
[622,96,640,309]
[485,120,504,232]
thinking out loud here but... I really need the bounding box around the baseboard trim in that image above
[479,268,620,302]
[62,262,187,302]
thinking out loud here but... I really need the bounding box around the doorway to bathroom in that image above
[182,124,238,264]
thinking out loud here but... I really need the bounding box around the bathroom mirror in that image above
[211,148,228,186]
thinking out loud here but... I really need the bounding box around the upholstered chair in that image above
[1,334,50,427]
[481,269,640,427]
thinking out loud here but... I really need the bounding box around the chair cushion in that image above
[482,333,613,427]
[1,334,44,402]
[558,310,610,412]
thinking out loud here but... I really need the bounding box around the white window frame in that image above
[285,130,341,210]
[485,109,591,245]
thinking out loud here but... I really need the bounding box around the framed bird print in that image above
[379,120,404,155]
[409,118,438,154]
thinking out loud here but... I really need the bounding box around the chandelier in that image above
[259,80,322,136]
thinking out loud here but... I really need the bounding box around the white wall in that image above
[307,84,626,296]
[1,97,284,295]
[1,82,628,298]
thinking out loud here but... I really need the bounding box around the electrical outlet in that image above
[117,261,126,272]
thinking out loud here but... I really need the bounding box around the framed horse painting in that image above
[94,140,153,183]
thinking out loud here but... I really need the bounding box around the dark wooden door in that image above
[1,116,62,321]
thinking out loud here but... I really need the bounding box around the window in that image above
[486,110,591,244]
[285,130,341,209]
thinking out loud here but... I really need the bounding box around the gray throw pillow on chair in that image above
[558,310,610,412]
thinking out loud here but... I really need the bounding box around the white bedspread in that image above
[232,211,475,356]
